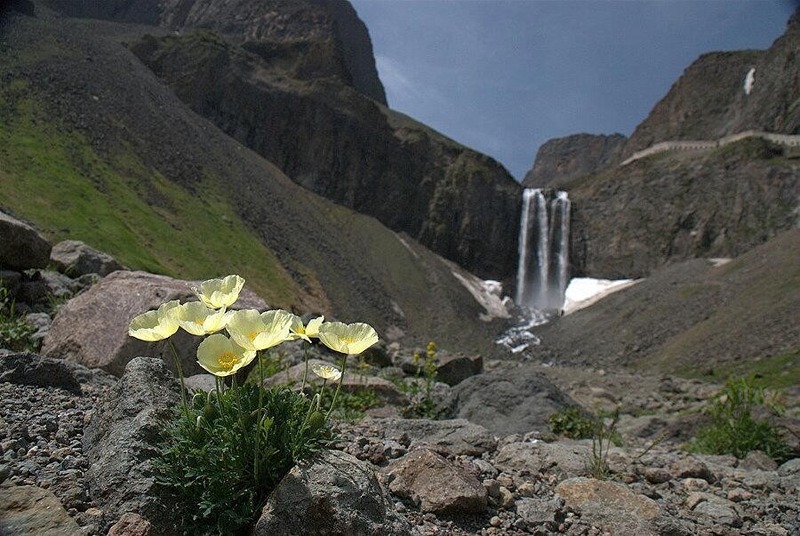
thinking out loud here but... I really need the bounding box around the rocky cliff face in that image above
[43,0,387,104]
[522,133,626,189]
[0,7,513,355]
[129,30,521,279]
[623,9,800,159]
[567,138,799,278]
[621,51,762,159]
[43,0,520,280]
[524,9,800,280]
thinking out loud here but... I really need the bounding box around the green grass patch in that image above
[0,82,297,306]
[683,349,800,390]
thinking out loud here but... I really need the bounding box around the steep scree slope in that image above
[42,0,522,281]
[535,228,800,383]
[128,29,521,280]
[0,8,508,356]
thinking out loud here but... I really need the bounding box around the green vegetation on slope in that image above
[0,80,298,305]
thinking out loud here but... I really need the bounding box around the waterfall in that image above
[515,188,571,311]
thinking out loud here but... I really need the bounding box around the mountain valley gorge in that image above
[1,1,799,534]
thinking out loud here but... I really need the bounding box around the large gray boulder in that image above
[253,449,412,536]
[83,357,180,535]
[50,239,124,277]
[41,270,267,377]
[0,210,51,271]
[451,365,577,436]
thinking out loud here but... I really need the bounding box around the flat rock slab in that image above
[555,477,662,535]
[374,417,496,456]
[0,483,82,536]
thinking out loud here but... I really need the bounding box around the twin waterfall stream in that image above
[515,189,571,313]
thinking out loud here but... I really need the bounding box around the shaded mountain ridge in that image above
[42,0,522,281]
[0,6,510,356]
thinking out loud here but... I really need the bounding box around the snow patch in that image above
[451,272,512,321]
[562,277,639,315]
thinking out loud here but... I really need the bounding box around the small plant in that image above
[548,407,595,439]
[400,341,441,419]
[128,275,379,534]
[690,375,791,462]
[319,387,381,422]
[548,405,622,480]
[0,283,37,352]
[587,405,621,480]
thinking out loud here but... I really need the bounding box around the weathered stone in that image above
[554,477,662,535]
[739,450,778,471]
[253,450,411,536]
[0,482,82,535]
[643,466,672,484]
[83,357,180,534]
[385,447,487,515]
[494,440,594,480]
[670,456,716,483]
[691,497,742,528]
[41,270,267,377]
[0,210,51,271]
[0,352,83,393]
[50,239,124,277]
[376,417,496,456]
[107,512,153,536]
[515,496,563,528]
[451,366,576,436]
[435,352,482,386]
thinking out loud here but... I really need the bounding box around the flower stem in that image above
[325,353,348,421]
[300,343,310,394]
[167,340,189,418]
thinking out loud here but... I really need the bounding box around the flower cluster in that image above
[129,275,379,533]
[128,274,379,381]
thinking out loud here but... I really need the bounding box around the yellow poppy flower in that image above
[287,314,325,342]
[193,275,245,310]
[196,333,256,377]
[311,362,342,382]
[226,308,293,351]
[318,321,378,355]
[128,300,181,341]
[176,301,231,335]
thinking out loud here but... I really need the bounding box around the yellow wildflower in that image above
[192,275,245,310]
[226,308,293,351]
[311,362,342,382]
[287,314,325,343]
[176,301,231,335]
[128,300,181,341]
[318,321,378,355]
[196,333,256,376]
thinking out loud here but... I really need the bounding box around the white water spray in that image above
[515,188,571,311]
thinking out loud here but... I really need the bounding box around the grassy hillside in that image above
[0,8,508,356]
[0,80,297,304]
